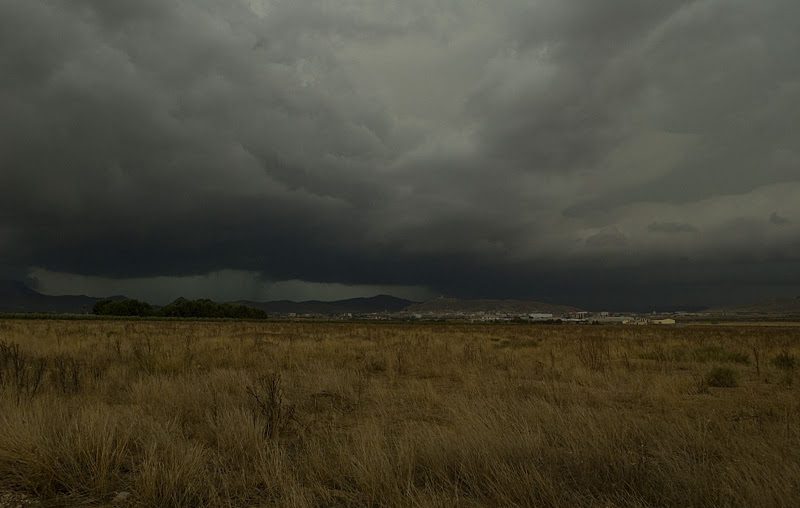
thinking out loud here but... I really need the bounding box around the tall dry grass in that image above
[0,319,798,507]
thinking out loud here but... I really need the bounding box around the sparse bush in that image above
[134,440,212,507]
[393,345,410,376]
[131,336,158,374]
[462,341,482,363]
[0,341,46,399]
[245,373,295,440]
[639,345,686,362]
[0,404,134,498]
[692,345,749,364]
[577,337,610,371]
[363,354,387,374]
[704,366,739,388]
[771,350,797,371]
[642,345,750,364]
[51,355,84,395]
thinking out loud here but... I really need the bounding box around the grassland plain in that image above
[0,319,798,507]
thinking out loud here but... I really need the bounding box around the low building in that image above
[594,316,632,324]
[568,311,590,319]
[651,318,676,325]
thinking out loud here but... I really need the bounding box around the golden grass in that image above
[0,319,798,507]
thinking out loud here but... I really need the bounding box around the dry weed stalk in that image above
[246,372,296,440]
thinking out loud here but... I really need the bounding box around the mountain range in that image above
[404,296,581,315]
[234,295,414,314]
[710,297,800,316]
[0,280,103,314]
[0,280,586,316]
[4,280,799,317]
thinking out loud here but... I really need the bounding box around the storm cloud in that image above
[648,222,698,234]
[2,0,800,309]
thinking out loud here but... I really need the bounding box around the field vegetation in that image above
[92,298,268,319]
[0,319,798,507]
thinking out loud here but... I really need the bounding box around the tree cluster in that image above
[92,299,153,317]
[92,297,268,319]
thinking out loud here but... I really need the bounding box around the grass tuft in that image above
[704,366,739,388]
[771,350,797,371]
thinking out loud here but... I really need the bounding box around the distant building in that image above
[651,318,676,325]
[529,313,554,320]
[568,311,590,319]
[594,316,631,324]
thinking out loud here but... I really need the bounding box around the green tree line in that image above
[93,298,268,319]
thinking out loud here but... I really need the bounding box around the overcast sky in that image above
[2,0,799,309]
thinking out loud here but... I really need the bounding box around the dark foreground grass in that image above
[0,319,798,507]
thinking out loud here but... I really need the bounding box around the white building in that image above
[652,318,676,325]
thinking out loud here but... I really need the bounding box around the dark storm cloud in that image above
[585,229,628,248]
[770,212,790,226]
[1,0,800,308]
[648,222,698,234]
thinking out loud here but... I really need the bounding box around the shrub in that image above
[704,367,739,388]
[93,298,153,317]
[771,351,797,371]
[577,337,610,371]
[0,341,47,399]
[642,345,750,364]
[245,373,295,440]
[693,346,749,364]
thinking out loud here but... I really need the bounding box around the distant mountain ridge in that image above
[0,280,102,314]
[1,280,583,316]
[237,296,584,315]
[405,297,581,314]
[711,297,800,315]
[235,295,414,314]
[0,281,414,316]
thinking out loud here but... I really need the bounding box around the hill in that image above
[236,295,414,315]
[0,280,101,314]
[406,297,581,315]
[1,282,581,317]
[0,283,415,317]
[710,296,800,316]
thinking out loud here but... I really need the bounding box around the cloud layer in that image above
[2,0,799,308]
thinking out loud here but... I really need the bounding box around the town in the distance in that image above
[2,280,798,325]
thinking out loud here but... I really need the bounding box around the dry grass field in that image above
[0,319,798,507]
